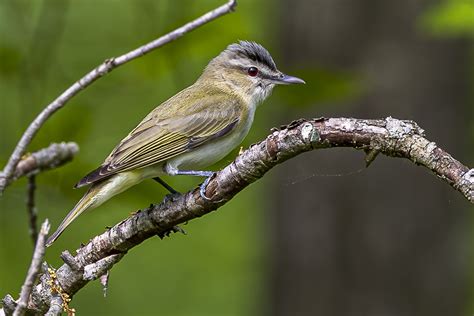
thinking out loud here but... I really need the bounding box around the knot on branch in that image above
[300,122,320,145]
[97,58,117,76]
[385,116,425,137]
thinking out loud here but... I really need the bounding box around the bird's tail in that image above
[46,171,144,247]
[46,185,97,247]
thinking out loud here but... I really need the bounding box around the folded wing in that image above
[75,92,243,188]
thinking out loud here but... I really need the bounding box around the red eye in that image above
[247,67,258,77]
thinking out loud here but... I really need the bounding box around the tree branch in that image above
[3,142,79,189]
[44,295,63,316]
[3,117,471,314]
[0,0,238,194]
[13,220,50,316]
[26,175,38,245]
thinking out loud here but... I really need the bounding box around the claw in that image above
[162,192,181,204]
[172,225,187,235]
[199,174,214,201]
[157,225,187,239]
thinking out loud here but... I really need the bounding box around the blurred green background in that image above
[0,0,473,315]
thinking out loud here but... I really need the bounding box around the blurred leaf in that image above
[0,1,270,315]
[420,0,474,37]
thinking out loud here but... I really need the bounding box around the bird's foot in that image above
[162,192,181,204]
[157,225,187,239]
[199,173,216,201]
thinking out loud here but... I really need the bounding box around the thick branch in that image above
[5,117,472,314]
[0,0,237,193]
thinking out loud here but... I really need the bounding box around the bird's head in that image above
[200,41,305,105]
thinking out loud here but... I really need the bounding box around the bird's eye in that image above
[247,67,259,77]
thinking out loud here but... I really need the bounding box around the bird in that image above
[46,41,305,246]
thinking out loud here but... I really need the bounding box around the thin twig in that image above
[1,295,17,315]
[60,251,80,271]
[13,220,50,316]
[99,272,110,298]
[26,175,38,245]
[5,142,79,189]
[5,117,472,314]
[0,0,237,194]
[82,254,124,281]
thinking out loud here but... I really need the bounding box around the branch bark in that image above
[3,142,79,189]
[3,117,472,314]
[13,220,50,316]
[0,0,238,194]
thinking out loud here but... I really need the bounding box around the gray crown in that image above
[227,41,277,71]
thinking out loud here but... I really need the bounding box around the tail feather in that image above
[46,171,145,247]
[46,188,96,247]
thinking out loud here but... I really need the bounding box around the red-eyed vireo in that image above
[46,41,304,246]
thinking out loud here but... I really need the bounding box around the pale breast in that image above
[167,105,255,171]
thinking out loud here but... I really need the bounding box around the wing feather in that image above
[75,89,244,188]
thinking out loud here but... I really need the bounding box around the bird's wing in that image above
[75,93,243,188]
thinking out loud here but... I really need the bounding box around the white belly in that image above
[167,110,255,171]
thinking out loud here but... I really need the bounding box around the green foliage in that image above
[0,1,270,315]
[420,0,474,37]
[0,0,367,315]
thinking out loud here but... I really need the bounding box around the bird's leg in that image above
[174,170,215,201]
[153,177,179,194]
[150,177,183,236]
[172,170,214,177]
[164,165,215,200]
[151,177,181,208]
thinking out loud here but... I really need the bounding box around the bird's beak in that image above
[274,73,306,85]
